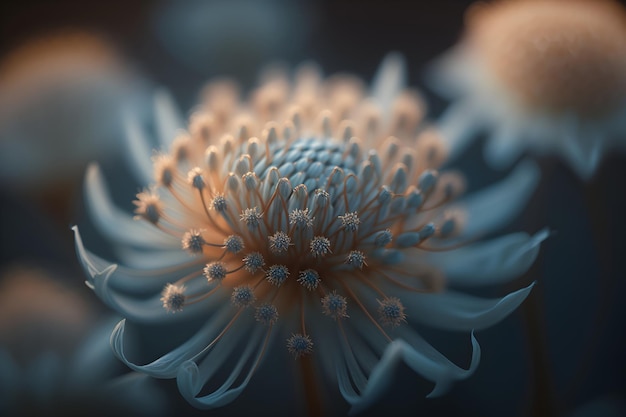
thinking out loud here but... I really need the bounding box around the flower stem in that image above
[299,355,324,417]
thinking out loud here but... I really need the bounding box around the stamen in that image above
[231,285,256,307]
[240,207,263,230]
[203,262,228,282]
[181,229,206,254]
[289,208,314,229]
[310,236,332,257]
[224,235,245,254]
[266,264,290,287]
[345,250,366,269]
[268,231,291,254]
[377,297,406,327]
[286,333,314,358]
[297,269,320,290]
[187,167,206,190]
[338,211,360,232]
[161,283,185,312]
[321,291,348,319]
[255,303,279,326]
[243,252,265,273]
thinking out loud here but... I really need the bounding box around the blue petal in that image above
[111,304,234,377]
[75,227,218,322]
[73,226,201,295]
[371,52,406,118]
[483,127,525,171]
[425,229,548,286]
[401,283,534,331]
[83,164,178,248]
[348,331,480,415]
[114,245,192,270]
[561,122,603,181]
[122,111,155,185]
[437,99,483,161]
[154,89,184,148]
[176,322,272,409]
[455,160,540,239]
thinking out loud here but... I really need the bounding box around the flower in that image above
[0,267,167,416]
[0,30,148,190]
[430,0,626,180]
[74,53,545,413]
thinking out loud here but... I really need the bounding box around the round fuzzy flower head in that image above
[74,53,546,413]
[431,0,626,180]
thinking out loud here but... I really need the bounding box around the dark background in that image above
[0,1,625,416]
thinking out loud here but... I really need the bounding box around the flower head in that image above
[432,0,626,179]
[75,53,545,413]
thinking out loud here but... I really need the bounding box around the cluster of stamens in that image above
[142,68,465,357]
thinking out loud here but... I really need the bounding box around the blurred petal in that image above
[177,323,271,409]
[154,89,184,148]
[425,229,548,286]
[349,332,480,415]
[111,304,233,377]
[84,164,178,248]
[456,160,540,239]
[123,111,156,185]
[438,99,483,161]
[371,52,406,118]
[402,283,535,331]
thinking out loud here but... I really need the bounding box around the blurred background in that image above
[0,0,624,416]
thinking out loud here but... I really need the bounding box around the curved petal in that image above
[348,331,480,415]
[114,245,192,270]
[371,52,406,119]
[176,322,272,409]
[122,111,156,185]
[424,46,473,99]
[154,89,185,148]
[83,164,178,248]
[483,124,525,170]
[437,99,483,162]
[74,226,201,295]
[424,229,548,286]
[456,160,540,240]
[111,304,234,378]
[75,227,218,323]
[561,123,604,181]
[402,283,534,331]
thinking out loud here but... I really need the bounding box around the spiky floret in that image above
[231,285,256,307]
[377,297,406,328]
[204,262,227,282]
[255,303,279,326]
[297,269,320,290]
[182,229,206,254]
[133,189,162,224]
[286,333,314,358]
[161,283,185,313]
[321,291,348,319]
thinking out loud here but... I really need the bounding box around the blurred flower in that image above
[0,266,167,416]
[74,53,545,413]
[430,0,626,180]
[0,319,168,417]
[153,0,310,77]
[0,265,95,361]
[0,30,149,190]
